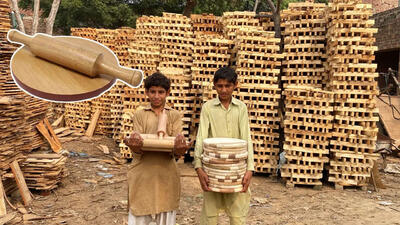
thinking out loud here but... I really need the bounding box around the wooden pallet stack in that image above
[221,11,261,66]
[191,14,222,35]
[158,13,194,137]
[119,16,162,157]
[95,28,118,52]
[190,13,230,140]
[21,153,68,190]
[326,0,380,188]
[282,1,327,88]
[281,87,334,187]
[258,12,275,32]
[70,27,97,40]
[119,112,135,158]
[115,27,136,66]
[64,102,91,130]
[190,35,232,136]
[234,28,282,174]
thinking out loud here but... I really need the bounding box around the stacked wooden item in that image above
[119,16,162,157]
[21,153,68,190]
[281,87,334,187]
[202,138,248,193]
[64,101,91,131]
[95,28,118,52]
[258,12,275,32]
[0,0,26,175]
[221,11,261,66]
[114,27,136,67]
[235,29,282,174]
[190,14,231,142]
[0,96,25,175]
[23,95,49,151]
[158,13,194,137]
[326,0,380,188]
[282,1,327,88]
[70,27,97,40]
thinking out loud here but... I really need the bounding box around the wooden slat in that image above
[10,161,32,206]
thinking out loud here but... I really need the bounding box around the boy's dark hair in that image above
[144,72,171,91]
[213,67,238,84]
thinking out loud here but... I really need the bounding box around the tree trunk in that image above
[9,0,25,33]
[265,0,281,38]
[253,0,260,12]
[183,0,197,17]
[46,0,61,34]
[32,0,40,34]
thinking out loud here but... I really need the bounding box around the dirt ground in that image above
[4,136,400,225]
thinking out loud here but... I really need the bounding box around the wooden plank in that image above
[51,115,64,127]
[10,161,33,206]
[44,118,62,147]
[376,95,400,146]
[36,120,62,153]
[0,179,6,217]
[85,109,101,137]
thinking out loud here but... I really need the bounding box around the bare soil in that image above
[4,136,400,225]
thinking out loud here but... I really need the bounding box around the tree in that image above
[46,0,61,34]
[32,0,40,34]
[9,0,26,33]
[19,0,138,34]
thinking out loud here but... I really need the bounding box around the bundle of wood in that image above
[326,0,380,188]
[20,153,68,190]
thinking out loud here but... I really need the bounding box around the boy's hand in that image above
[241,170,253,192]
[124,132,144,154]
[196,168,211,192]
[173,134,193,157]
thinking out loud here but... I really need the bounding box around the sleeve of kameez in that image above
[131,111,145,134]
[193,104,210,169]
[170,111,183,136]
[239,105,255,171]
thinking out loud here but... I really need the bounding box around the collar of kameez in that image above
[212,97,240,106]
[143,104,173,111]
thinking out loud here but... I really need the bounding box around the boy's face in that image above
[214,78,237,102]
[145,86,169,108]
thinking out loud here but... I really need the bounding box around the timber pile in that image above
[0,96,25,175]
[258,12,275,32]
[190,14,227,139]
[281,87,333,187]
[119,16,162,157]
[234,28,282,174]
[221,11,261,66]
[158,13,194,137]
[95,28,118,52]
[119,112,135,158]
[70,27,97,40]
[115,27,136,67]
[64,102,91,130]
[191,13,222,35]
[191,35,232,134]
[282,2,327,88]
[21,153,68,190]
[326,0,380,188]
[23,95,49,151]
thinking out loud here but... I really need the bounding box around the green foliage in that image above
[19,0,138,34]
[18,0,331,34]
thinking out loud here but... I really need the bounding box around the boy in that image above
[124,72,190,225]
[194,67,254,225]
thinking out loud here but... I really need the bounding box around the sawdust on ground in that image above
[5,136,400,225]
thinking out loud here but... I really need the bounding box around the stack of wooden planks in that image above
[0,96,25,175]
[326,0,380,189]
[281,87,333,187]
[21,153,68,190]
[158,13,194,137]
[235,28,283,174]
[282,2,327,88]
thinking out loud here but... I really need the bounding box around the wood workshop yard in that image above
[3,136,399,225]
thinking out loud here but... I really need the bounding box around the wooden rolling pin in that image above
[7,29,142,87]
[140,110,175,152]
